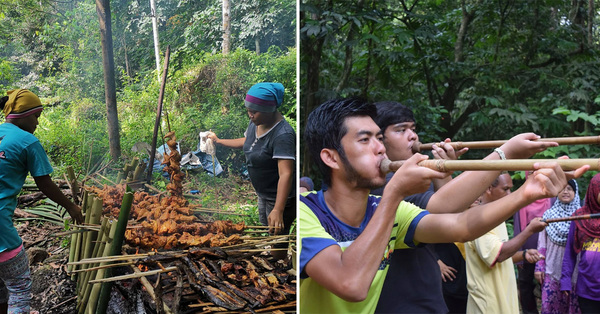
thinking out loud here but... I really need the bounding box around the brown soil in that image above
[16,222,77,314]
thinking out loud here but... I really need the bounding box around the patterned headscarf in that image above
[244,82,284,113]
[1,89,43,118]
[543,179,580,246]
[573,173,600,253]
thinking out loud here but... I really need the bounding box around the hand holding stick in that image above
[380,158,600,173]
[412,136,600,153]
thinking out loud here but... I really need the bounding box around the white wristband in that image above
[494,148,506,160]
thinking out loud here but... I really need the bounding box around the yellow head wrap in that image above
[2,89,43,119]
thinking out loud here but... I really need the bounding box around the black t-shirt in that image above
[243,120,296,199]
[371,176,448,313]
[433,243,468,299]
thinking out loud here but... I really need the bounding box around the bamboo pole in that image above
[88,266,177,284]
[78,218,111,312]
[81,219,118,314]
[542,212,600,223]
[132,161,146,181]
[412,135,600,153]
[78,197,103,289]
[380,158,600,173]
[70,193,92,280]
[69,190,89,274]
[146,45,171,185]
[72,261,133,273]
[192,209,248,216]
[96,189,134,313]
[70,250,190,265]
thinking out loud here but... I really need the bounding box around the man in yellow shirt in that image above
[466,173,548,313]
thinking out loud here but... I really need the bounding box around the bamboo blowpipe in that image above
[380,158,600,173]
[412,136,600,153]
[542,213,600,224]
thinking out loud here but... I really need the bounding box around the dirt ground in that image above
[16,220,78,314]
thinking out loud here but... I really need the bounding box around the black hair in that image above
[0,96,8,110]
[567,179,577,191]
[373,101,415,135]
[304,98,377,187]
[490,172,510,188]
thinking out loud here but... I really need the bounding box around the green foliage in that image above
[301,0,600,184]
[32,47,295,180]
[166,48,297,173]
[16,199,69,226]
[0,59,18,89]
[36,98,110,175]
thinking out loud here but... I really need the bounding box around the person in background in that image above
[561,173,600,313]
[208,82,296,236]
[536,179,581,313]
[465,173,548,314]
[0,89,83,313]
[514,171,554,314]
[433,197,481,314]
[298,98,584,313]
[299,176,314,193]
[370,100,555,313]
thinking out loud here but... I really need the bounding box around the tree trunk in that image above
[255,38,260,55]
[335,25,356,93]
[222,0,231,54]
[335,0,364,94]
[122,37,130,78]
[150,0,161,81]
[96,0,121,162]
[587,0,593,46]
[301,11,326,178]
[455,0,477,62]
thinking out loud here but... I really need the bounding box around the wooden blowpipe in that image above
[412,135,600,153]
[380,158,600,173]
[542,213,600,224]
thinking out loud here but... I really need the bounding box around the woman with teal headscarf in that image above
[208,83,296,239]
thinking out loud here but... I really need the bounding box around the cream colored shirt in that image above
[465,222,519,314]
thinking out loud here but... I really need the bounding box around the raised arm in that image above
[415,162,587,244]
[426,133,559,213]
[303,154,448,301]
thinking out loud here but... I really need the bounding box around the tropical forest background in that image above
[300,0,600,196]
[0,0,296,217]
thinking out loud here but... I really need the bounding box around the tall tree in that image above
[96,0,121,161]
[222,0,231,54]
[150,0,161,81]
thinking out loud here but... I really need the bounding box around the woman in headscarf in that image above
[0,89,83,313]
[208,83,296,238]
[535,179,580,313]
[561,174,600,313]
